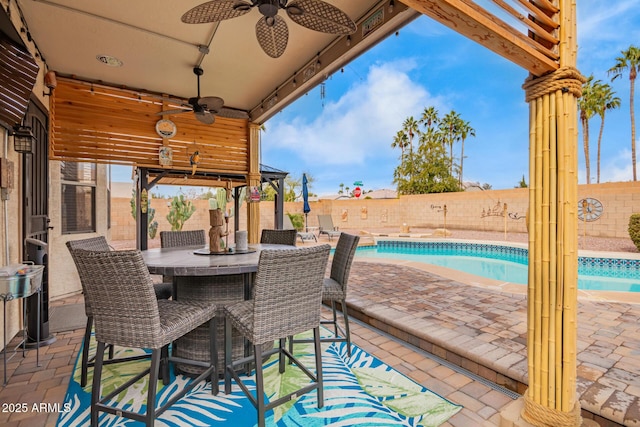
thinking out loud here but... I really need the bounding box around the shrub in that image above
[287,213,304,230]
[629,214,640,251]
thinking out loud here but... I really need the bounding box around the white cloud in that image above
[599,147,635,183]
[264,61,445,167]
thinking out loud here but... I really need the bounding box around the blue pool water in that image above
[355,241,640,293]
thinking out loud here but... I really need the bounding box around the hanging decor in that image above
[156,119,176,166]
[159,146,173,166]
[190,150,200,175]
[155,119,177,138]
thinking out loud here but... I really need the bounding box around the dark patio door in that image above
[22,98,54,344]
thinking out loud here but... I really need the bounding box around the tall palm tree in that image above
[419,106,439,130]
[402,116,419,180]
[579,76,598,184]
[592,82,621,183]
[608,45,640,181]
[391,130,409,165]
[440,111,461,175]
[457,119,476,186]
[402,116,419,157]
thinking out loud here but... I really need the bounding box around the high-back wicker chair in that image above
[159,229,207,294]
[223,245,330,427]
[290,233,360,357]
[259,228,297,246]
[66,236,171,388]
[71,249,218,427]
[160,229,206,248]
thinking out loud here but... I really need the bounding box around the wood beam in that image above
[401,0,558,76]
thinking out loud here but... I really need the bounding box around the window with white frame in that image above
[61,162,96,234]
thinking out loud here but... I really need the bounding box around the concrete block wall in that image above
[110,181,640,242]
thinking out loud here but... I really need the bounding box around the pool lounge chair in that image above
[283,215,317,243]
[317,214,341,241]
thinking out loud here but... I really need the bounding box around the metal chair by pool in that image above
[66,236,171,388]
[224,245,330,427]
[72,249,218,427]
[317,214,341,241]
[283,214,317,243]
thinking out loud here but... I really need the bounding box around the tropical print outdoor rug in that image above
[57,330,461,426]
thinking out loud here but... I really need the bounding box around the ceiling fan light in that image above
[258,2,279,17]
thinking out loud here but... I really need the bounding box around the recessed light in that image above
[96,55,123,67]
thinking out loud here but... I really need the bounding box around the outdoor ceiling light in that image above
[96,54,123,67]
[12,125,35,154]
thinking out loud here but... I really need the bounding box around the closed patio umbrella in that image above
[303,173,310,231]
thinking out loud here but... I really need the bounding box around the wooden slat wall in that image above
[50,78,249,176]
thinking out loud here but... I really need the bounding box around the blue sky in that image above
[115,1,639,197]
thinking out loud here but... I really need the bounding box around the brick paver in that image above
[346,260,640,426]
[2,254,638,426]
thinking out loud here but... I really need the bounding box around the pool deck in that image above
[346,256,640,426]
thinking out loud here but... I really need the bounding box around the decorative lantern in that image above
[12,125,35,154]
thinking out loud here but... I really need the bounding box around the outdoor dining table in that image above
[141,243,294,375]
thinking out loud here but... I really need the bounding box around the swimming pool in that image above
[354,240,640,293]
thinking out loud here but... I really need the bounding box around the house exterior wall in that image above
[0,0,111,348]
[48,163,111,300]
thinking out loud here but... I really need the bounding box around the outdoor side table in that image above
[0,264,43,385]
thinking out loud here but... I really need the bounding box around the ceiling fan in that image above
[157,67,224,125]
[181,0,357,58]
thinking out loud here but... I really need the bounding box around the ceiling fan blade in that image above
[195,111,216,125]
[286,0,356,34]
[182,0,252,24]
[157,108,192,116]
[198,96,225,113]
[256,15,288,58]
[218,107,250,119]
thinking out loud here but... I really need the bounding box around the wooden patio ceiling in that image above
[14,0,562,178]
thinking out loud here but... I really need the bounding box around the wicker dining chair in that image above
[224,245,330,427]
[160,229,207,296]
[160,229,206,248]
[66,236,171,388]
[290,233,360,357]
[259,228,297,246]
[71,249,218,427]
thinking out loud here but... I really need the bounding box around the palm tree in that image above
[592,82,621,183]
[402,116,419,156]
[419,106,439,130]
[608,45,640,181]
[402,116,419,181]
[579,76,598,184]
[457,119,475,186]
[440,111,461,175]
[391,130,409,165]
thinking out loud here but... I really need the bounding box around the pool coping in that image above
[362,238,640,304]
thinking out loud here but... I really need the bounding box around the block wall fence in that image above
[110,181,640,242]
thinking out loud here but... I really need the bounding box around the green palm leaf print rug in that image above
[57,330,461,426]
